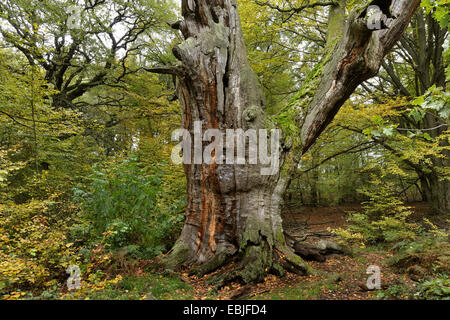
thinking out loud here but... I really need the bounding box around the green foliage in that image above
[238,0,302,110]
[72,157,184,259]
[416,275,450,299]
[376,274,450,300]
[387,219,449,275]
[61,273,193,300]
[334,179,449,300]
[0,47,102,207]
[411,85,450,122]
[421,0,449,28]
[0,30,185,298]
[238,0,330,111]
[251,277,326,300]
[119,274,192,300]
[0,0,177,109]
[0,200,79,295]
[0,0,447,301]
[333,180,419,246]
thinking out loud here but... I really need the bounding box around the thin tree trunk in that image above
[310,169,319,206]
[30,64,39,174]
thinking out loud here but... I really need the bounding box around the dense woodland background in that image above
[0,0,448,300]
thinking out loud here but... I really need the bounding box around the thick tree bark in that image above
[164,0,304,282]
[162,0,421,283]
[420,172,450,215]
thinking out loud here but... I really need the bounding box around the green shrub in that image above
[387,219,449,275]
[0,200,79,295]
[377,274,450,300]
[332,182,419,246]
[72,157,184,259]
[417,275,450,299]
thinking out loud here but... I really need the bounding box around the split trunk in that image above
[162,0,421,282]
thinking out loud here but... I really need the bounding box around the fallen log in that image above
[292,239,351,262]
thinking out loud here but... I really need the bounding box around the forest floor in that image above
[176,204,419,300]
[89,203,446,300]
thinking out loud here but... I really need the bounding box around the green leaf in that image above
[412,96,425,106]
[382,127,394,136]
[423,133,432,141]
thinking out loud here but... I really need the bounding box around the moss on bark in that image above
[163,240,191,271]
[190,248,236,276]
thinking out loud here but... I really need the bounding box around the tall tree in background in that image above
[154,0,421,283]
[0,0,180,167]
[0,0,175,111]
[365,7,449,214]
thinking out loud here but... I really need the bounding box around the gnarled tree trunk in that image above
[160,0,420,283]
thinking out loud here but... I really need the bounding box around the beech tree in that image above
[150,0,421,283]
[0,0,175,110]
[365,8,449,214]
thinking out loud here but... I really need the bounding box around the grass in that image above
[251,280,330,300]
[87,273,193,300]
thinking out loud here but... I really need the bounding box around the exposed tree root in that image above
[159,239,315,287]
[189,248,236,276]
[161,240,191,271]
[275,245,316,276]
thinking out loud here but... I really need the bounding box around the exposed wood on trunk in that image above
[159,0,422,283]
